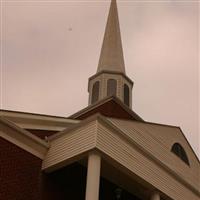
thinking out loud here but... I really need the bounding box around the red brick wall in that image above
[0,138,72,200]
[0,138,42,200]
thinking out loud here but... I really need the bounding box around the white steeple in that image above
[88,0,133,108]
[97,0,125,74]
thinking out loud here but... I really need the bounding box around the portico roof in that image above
[42,114,200,200]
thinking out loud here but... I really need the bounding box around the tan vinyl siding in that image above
[42,121,97,171]
[41,115,199,199]
[96,122,200,200]
[107,118,200,190]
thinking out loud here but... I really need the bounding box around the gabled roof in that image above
[69,96,144,121]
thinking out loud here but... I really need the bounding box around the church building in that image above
[1,0,200,200]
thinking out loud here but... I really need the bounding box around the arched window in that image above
[91,81,100,104]
[124,84,130,107]
[171,143,190,166]
[107,79,117,97]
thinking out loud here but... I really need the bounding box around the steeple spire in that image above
[97,0,126,74]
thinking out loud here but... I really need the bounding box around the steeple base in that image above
[88,71,133,108]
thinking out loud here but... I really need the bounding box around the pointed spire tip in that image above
[97,0,126,74]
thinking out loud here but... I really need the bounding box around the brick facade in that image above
[0,138,69,200]
[0,138,42,200]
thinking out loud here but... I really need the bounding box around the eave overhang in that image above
[0,109,79,131]
[0,117,49,159]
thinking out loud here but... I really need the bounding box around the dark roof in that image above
[69,96,144,121]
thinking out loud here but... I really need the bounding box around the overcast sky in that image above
[1,0,199,157]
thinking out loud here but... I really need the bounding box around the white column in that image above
[151,191,160,200]
[85,152,101,200]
